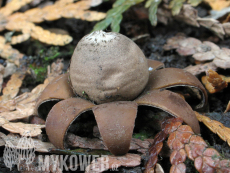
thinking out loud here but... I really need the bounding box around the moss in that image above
[133,130,149,141]
[29,47,60,83]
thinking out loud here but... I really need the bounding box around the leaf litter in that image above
[0,1,230,172]
[1,133,55,152]
[195,112,230,147]
[202,69,228,94]
[0,0,106,46]
[163,34,230,74]
[0,59,64,137]
[85,153,141,173]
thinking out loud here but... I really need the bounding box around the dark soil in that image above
[1,1,230,173]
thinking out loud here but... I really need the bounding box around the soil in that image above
[1,1,230,173]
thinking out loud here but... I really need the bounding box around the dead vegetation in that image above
[0,0,230,173]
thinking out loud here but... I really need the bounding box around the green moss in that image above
[29,47,60,83]
[133,130,149,141]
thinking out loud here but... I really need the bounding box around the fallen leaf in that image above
[195,111,230,147]
[0,36,24,66]
[184,63,217,76]
[213,51,230,69]
[193,41,220,61]
[202,70,228,94]
[10,33,30,45]
[164,35,230,70]
[197,18,225,39]
[157,6,173,25]
[0,102,35,121]
[0,73,25,101]
[157,4,230,38]
[0,92,30,113]
[0,116,9,126]
[163,33,186,51]
[67,133,152,151]
[1,0,106,46]
[177,37,202,56]
[205,69,228,93]
[85,154,141,173]
[0,0,34,17]
[174,4,199,27]
[204,0,230,11]
[2,122,45,137]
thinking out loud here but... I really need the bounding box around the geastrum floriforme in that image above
[34,31,209,167]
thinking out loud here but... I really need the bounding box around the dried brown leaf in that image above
[85,154,141,173]
[1,0,105,46]
[0,0,34,17]
[202,70,228,93]
[204,0,230,11]
[163,33,186,51]
[10,33,30,45]
[174,4,199,27]
[195,111,230,147]
[157,4,230,38]
[164,35,230,70]
[67,133,152,151]
[0,102,35,121]
[197,18,225,39]
[2,122,45,137]
[192,41,220,61]
[213,51,230,69]
[0,116,9,126]
[163,35,202,56]
[0,69,50,112]
[0,36,24,66]
[177,37,202,56]
[0,73,25,101]
[184,62,217,76]
[19,84,48,105]
[207,69,228,88]
[193,51,216,61]
[157,6,173,25]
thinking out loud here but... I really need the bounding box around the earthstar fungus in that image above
[35,31,208,156]
[69,31,149,104]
